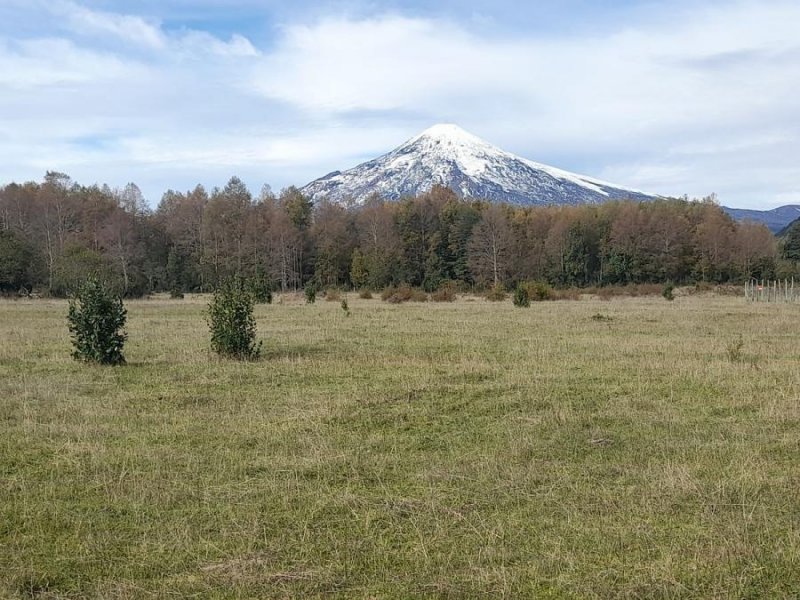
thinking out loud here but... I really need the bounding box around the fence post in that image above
[750,279,800,303]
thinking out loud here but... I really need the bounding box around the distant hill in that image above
[302,124,660,206]
[723,205,800,233]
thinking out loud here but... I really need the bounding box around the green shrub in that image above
[513,285,530,307]
[358,289,373,299]
[0,229,38,294]
[67,278,127,365]
[208,277,261,360]
[304,285,317,304]
[662,283,675,301]
[527,281,554,301]
[341,297,350,316]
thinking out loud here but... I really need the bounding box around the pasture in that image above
[1,293,799,598]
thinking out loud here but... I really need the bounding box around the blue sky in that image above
[1,0,798,209]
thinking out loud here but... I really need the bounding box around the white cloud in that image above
[249,2,800,205]
[255,3,800,138]
[1,1,799,208]
[52,0,167,49]
[256,17,503,111]
[0,37,146,89]
[175,31,260,58]
[47,0,260,57]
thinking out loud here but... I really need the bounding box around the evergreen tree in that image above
[67,278,127,365]
[0,229,38,293]
[783,219,800,261]
[207,276,261,360]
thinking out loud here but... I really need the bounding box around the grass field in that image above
[1,293,799,598]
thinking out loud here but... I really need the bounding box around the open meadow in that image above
[1,293,799,598]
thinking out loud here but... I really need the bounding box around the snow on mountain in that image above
[301,124,659,206]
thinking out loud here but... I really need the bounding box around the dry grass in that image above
[1,294,799,598]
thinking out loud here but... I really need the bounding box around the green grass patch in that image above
[1,295,799,598]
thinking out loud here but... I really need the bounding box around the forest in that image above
[1,172,797,297]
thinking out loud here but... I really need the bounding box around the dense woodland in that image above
[1,172,798,297]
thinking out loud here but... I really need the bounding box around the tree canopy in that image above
[0,175,790,297]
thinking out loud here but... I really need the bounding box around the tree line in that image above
[1,172,795,296]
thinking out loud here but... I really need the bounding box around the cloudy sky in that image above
[1,0,798,209]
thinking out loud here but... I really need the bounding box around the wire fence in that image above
[744,278,799,303]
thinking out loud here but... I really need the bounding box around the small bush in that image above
[513,285,530,307]
[208,277,261,360]
[385,294,401,304]
[386,285,407,302]
[486,285,507,302]
[411,290,428,302]
[67,278,127,365]
[527,281,554,302]
[341,297,350,316]
[662,283,675,301]
[358,289,373,299]
[431,285,456,302]
[304,285,317,304]
[382,285,414,303]
[380,285,428,303]
[324,288,341,302]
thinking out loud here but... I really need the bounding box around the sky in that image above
[0,0,798,209]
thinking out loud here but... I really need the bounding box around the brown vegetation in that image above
[1,176,794,299]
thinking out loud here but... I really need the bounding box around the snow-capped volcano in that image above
[301,124,659,205]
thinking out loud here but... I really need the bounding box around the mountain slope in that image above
[302,124,659,206]
[723,205,800,234]
[778,216,800,237]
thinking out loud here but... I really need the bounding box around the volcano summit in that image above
[302,124,659,205]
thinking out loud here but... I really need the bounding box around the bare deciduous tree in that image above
[468,204,512,287]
